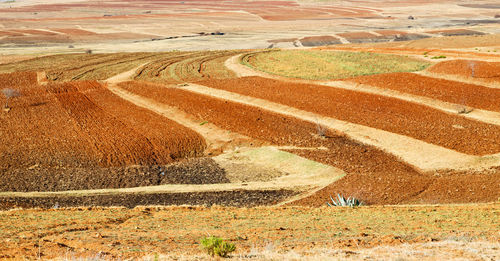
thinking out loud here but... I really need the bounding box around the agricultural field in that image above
[1,0,500,259]
[241,50,431,80]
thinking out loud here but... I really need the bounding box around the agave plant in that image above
[326,194,363,207]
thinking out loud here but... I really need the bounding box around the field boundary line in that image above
[226,54,500,126]
[180,83,500,171]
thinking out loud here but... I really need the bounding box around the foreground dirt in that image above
[0,204,497,259]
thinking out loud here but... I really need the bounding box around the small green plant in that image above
[431,55,446,59]
[200,236,236,258]
[327,194,363,207]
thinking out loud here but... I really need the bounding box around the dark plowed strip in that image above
[0,190,297,210]
[346,72,500,112]
[0,158,228,192]
[198,76,500,155]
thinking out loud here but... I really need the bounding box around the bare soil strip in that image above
[179,83,500,171]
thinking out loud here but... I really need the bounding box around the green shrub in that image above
[431,55,446,59]
[200,236,236,258]
[327,194,363,207]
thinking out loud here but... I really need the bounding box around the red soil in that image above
[268,38,298,44]
[300,36,341,46]
[293,167,500,206]
[118,81,434,204]
[375,30,408,36]
[9,29,57,36]
[119,81,500,205]
[198,76,500,155]
[346,72,500,112]
[337,32,378,39]
[0,72,205,168]
[0,31,24,37]
[427,59,500,84]
[50,28,98,36]
[426,29,484,36]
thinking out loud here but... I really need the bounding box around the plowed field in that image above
[198,77,500,155]
[346,72,500,112]
[0,72,206,191]
[427,59,500,84]
[134,50,243,83]
[116,81,500,205]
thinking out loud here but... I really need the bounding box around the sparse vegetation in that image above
[2,88,20,110]
[200,236,236,258]
[431,55,447,59]
[242,50,431,80]
[327,194,363,207]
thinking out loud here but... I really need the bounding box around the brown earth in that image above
[134,50,244,84]
[49,28,98,36]
[337,32,393,43]
[427,59,500,84]
[425,29,485,36]
[300,36,342,47]
[1,72,206,191]
[9,29,58,36]
[345,72,500,112]
[0,157,229,192]
[116,81,500,205]
[0,190,296,210]
[197,76,500,155]
[0,52,162,81]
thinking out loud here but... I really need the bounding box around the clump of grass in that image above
[431,55,447,59]
[200,236,236,258]
[242,50,431,80]
[327,194,363,207]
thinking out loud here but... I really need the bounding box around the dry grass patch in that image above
[242,50,430,80]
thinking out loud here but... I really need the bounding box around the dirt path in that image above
[226,54,500,126]
[179,83,500,171]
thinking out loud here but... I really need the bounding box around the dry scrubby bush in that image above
[200,236,236,258]
[2,88,21,109]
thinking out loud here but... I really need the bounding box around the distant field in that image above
[242,50,430,80]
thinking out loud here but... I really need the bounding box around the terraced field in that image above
[1,48,499,210]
